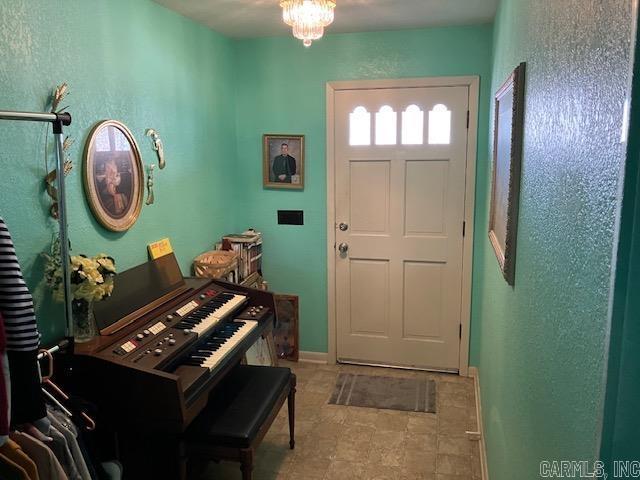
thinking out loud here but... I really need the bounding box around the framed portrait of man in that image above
[263,134,304,190]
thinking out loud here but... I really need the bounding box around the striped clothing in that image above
[0,217,41,351]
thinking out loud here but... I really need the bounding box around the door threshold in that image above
[338,358,459,374]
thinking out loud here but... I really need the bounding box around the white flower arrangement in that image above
[44,237,116,304]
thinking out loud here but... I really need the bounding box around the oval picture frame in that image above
[83,120,144,232]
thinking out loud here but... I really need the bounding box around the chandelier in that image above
[280,0,336,47]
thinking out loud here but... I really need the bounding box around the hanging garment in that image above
[0,438,39,480]
[0,217,40,351]
[7,350,47,425]
[0,313,9,446]
[47,425,82,480]
[48,409,92,480]
[10,431,68,480]
[0,451,29,480]
[0,217,47,427]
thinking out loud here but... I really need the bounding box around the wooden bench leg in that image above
[288,374,297,450]
[240,449,253,480]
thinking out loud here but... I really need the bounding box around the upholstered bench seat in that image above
[182,365,296,480]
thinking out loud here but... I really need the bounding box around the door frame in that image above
[326,76,479,376]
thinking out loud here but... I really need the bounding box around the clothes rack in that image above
[0,109,73,341]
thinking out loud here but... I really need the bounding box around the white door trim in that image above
[326,76,479,376]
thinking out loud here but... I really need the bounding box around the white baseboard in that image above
[298,351,328,364]
[468,366,490,480]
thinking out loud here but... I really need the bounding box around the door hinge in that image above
[462,221,466,237]
[466,110,470,129]
[459,324,462,339]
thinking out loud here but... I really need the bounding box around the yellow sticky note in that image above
[148,238,173,259]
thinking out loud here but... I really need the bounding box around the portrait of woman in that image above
[84,121,144,232]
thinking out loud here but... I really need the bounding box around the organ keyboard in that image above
[61,253,276,439]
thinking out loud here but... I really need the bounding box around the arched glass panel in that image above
[401,104,424,145]
[428,104,451,145]
[349,106,371,146]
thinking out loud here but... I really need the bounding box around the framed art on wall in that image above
[83,120,144,232]
[263,134,304,189]
[489,62,526,285]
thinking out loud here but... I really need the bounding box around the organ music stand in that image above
[0,109,74,341]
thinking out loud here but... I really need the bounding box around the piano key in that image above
[189,294,248,336]
[200,320,258,371]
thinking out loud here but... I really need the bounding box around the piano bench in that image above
[182,365,296,480]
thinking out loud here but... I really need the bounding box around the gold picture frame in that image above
[83,120,144,232]
[489,63,526,285]
[263,134,305,190]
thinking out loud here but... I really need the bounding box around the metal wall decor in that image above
[489,62,526,285]
[83,120,144,232]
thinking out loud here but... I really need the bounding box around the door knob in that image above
[339,222,349,231]
[338,243,349,254]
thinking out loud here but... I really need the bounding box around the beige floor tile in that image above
[405,432,437,453]
[369,430,405,467]
[343,406,380,426]
[196,362,481,479]
[286,456,330,480]
[437,454,472,476]
[437,435,473,456]
[402,450,437,475]
[438,415,471,437]
[293,436,337,461]
[407,414,437,434]
[334,436,372,463]
[375,409,410,432]
[362,464,402,480]
[317,404,348,425]
[323,460,365,480]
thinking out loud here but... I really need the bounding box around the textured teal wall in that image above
[0,0,238,345]
[475,1,635,479]
[233,26,494,352]
[602,30,640,465]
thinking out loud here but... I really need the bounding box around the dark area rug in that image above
[328,372,436,413]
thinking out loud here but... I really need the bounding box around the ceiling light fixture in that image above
[280,0,336,47]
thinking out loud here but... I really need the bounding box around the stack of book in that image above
[220,230,263,285]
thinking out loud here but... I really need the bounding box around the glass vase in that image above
[72,299,97,342]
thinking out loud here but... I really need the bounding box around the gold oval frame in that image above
[83,120,144,232]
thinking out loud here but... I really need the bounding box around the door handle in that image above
[338,243,349,254]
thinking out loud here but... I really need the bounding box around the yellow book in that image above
[148,238,173,259]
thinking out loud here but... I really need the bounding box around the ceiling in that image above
[153,0,499,39]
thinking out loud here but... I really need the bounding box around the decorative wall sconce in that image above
[145,128,165,169]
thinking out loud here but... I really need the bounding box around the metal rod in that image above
[0,110,58,123]
[0,109,73,342]
[54,131,73,339]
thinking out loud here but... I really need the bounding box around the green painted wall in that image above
[0,0,238,345]
[602,30,640,465]
[233,26,494,352]
[474,1,635,479]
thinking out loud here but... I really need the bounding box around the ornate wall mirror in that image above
[83,120,144,232]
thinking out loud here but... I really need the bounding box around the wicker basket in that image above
[193,250,238,279]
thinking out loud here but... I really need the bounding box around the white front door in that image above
[333,85,470,371]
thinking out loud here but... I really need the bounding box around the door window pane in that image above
[428,104,451,145]
[349,106,371,146]
[401,104,424,145]
[375,106,397,145]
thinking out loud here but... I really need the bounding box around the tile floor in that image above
[195,361,482,480]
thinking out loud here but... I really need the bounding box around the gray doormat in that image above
[328,373,436,413]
